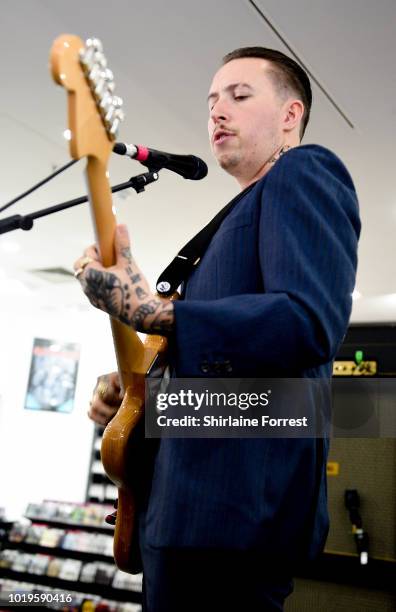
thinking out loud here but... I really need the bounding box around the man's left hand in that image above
[73,224,174,335]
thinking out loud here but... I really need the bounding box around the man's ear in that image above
[283,99,304,133]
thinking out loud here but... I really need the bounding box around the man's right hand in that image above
[88,372,123,426]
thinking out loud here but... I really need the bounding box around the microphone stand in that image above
[0,170,159,235]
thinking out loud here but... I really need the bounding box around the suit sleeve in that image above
[170,147,361,377]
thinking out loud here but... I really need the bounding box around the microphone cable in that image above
[0,158,78,214]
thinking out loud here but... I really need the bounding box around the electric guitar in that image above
[50,35,168,573]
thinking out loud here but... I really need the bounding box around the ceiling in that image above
[0,0,395,322]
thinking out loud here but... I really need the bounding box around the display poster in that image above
[24,338,80,413]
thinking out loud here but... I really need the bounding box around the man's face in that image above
[208,57,285,185]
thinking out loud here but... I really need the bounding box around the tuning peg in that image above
[115,108,125,122]
[79,46,94,72]
[81,37,125,135]
[99,90,113,111]
[97,55,107,69]
[110,118,120,137]
[109,107,125,136]
[91,38,103,53]
[105,105,116,124]
[94,76,107,99]
[104,68,114,83]
[99,95,113,114]
[93,51,106,68]
[112,95,123,109]
[88,63,101,83]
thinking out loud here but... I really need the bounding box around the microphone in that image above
[113,142,208,180]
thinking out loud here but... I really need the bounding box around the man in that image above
[75,47,360,611]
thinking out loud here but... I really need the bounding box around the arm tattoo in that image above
[131,299,161,329]
[132,299,175,335]
[149,302,175,334]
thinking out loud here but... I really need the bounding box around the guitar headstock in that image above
[50,35,124,164]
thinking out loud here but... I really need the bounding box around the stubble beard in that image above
[218,153,241,171]
[215,144,243,173]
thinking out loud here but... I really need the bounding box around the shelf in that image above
[86,427,116,509]
[90,473,113,484]
[25,517,114,534]
[0,568,142,603]
[297,552,396,591]
[4,540,113,564]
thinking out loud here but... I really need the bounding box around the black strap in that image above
[156,183,256,296]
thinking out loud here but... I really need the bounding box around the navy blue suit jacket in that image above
[142,145,360,562]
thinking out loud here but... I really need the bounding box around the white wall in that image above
[0,283,117,520]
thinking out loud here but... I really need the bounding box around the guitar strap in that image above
[156,182,256,296]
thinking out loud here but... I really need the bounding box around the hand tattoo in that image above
[82,269,131,325]
[81,266,174,334]
[126,265,141,285]
[121,247,132,262]
[136,286,148,300]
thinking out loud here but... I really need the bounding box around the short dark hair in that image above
[222,47,312,139]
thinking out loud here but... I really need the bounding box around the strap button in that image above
[224,360,233,373]
[213,361,223,375]
[157,281,171,294]
[200,361,210,374]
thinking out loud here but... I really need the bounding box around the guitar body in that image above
[102,388,145,572]
[101,336,168,573]
[50,35,168,573]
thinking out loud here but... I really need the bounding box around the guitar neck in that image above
[85,156,145,389]
[85,156,117,267]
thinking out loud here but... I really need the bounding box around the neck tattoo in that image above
[267,145,291,165]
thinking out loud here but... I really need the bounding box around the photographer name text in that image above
[156,415,308,428]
